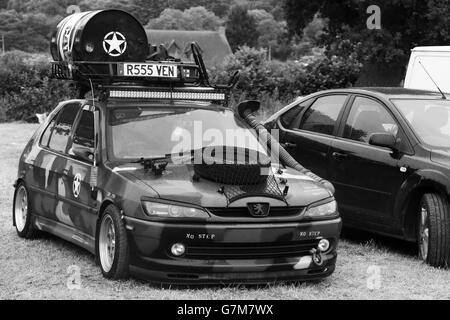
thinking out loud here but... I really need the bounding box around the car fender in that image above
[394,169,450,239]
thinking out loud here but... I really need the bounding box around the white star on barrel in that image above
[103,31,127,57]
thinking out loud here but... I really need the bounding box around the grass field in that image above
[0,123,449,300]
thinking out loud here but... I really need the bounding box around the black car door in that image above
[279,95,349,179]
[329,95,409,233]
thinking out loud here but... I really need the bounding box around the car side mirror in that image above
[71,146,94,163]
[369,133,396,150]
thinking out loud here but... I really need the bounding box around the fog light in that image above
[318,239,330,252]
[171,243,186,257]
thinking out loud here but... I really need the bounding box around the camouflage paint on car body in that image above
[15,98,342,284]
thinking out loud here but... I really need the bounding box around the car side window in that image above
[280,98,313,129]
[40,111,60,148]
[47,103,81,153]
[72,110,95,150]
[298,95,348,135]
[344,97,398,144]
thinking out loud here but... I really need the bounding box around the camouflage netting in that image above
[193,147,286,204]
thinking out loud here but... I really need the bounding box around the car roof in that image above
[411,46,450,52]
[314,87,445,100]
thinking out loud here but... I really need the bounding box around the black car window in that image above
[72,110,95,149]
[280,98,313,129]
[48,103,80,153]
[40,111,60,148]
[299,95,347,135]
[344,97,398,143]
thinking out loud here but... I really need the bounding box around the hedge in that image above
[0,48,362,122]
[0,50,75,122]
[210,46,362,107]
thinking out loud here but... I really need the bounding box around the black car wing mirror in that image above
[369,133,397,149]
[71,146,95,163]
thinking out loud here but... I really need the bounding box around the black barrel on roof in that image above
[50,10,148,63]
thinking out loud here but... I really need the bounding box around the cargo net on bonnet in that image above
[193,148,286,205]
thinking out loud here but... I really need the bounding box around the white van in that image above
[404,46,450,93]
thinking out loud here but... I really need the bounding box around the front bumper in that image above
[124,217,342,285]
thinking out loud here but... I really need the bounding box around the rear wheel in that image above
[418,194,450,268]
[13,183,37,239]
[97,204,130,279]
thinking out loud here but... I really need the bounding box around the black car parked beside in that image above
[265,88,450,268]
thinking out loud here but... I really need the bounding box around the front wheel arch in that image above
[12,178,25,227]
[398,173,449,241]
[418,193,450,268]
[403,185,444,241]
[95,203,130,279]
[95,199,116,261]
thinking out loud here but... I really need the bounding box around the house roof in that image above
[146,29,233,67]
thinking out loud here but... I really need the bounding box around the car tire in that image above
[13,182,37,239]
[97,204,130,279]
[418,193,450,268]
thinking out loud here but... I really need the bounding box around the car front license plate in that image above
[118,63,178,78]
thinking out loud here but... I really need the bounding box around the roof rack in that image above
[51,42,209,86]
[51,59,202,85]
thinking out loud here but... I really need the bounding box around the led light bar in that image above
[109,89,226,101]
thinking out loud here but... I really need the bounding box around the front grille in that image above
[208,207,304,218]
[185,240,319,260]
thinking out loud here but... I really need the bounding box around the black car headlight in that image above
[142,201,210,219]
[304,200,338,218]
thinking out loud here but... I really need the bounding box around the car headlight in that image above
[142,201,210,219]
[304,201,337,218]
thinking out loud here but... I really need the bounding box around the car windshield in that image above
[107,105,268,160]
[393,99,450,148]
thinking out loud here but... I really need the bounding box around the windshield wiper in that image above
[132,150,198,175]
[133,157,169,176]
[110,110,192,126]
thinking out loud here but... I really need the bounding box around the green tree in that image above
[209,0,232,17]
[302,14,326,44]
[225,5,258,51]
[146,6,222,30]
[0,10,59,52]
[79,0,165,24]
[248,9,273,24]
[284,0,450,65]
[283,0,450,85]
[151,0,233,18]
[248,9,289,60]
[6,0,83,16]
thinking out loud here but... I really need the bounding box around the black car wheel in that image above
[13,182,37,239]
[97,204,130,279]
[418,194,450,268]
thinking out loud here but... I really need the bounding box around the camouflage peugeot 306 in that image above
[12,9,341,284]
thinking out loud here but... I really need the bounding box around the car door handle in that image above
[282,142,297,149]
[332,152,348,161]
